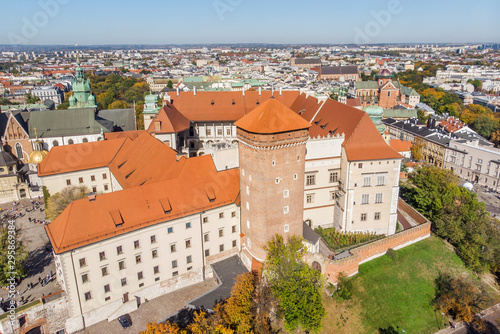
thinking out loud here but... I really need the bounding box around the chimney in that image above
[259,86,261,96]
[279,87,282,96]
[242,88,245,96]
[194,86,197,96]
[176,87,179,96]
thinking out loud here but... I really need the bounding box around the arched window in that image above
[15,143,23,159]
[52,140,59,147]
[82,138,88,143]
[68,139,74,145]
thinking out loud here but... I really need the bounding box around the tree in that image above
[411,138,424,161]
[108,100,129,109]
[467,79,483,91]
[186,309,233,334]
[264,234,325,332]
[224,272,255,333]
[167,80,174,89]
[460,104,492,125]
[417,109,429,124]
[434,273,489,323]
[490,131,500,147]
[336,272,353,300]
[471,115,500,140]
[0,223,29,286]
[46,186,89,220]
[140,322,182,334]
[25,93,40,104]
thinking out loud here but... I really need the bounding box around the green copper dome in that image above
[69,58,97,109]
[363,105,385,135]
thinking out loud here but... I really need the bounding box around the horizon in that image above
[1,0,499,46]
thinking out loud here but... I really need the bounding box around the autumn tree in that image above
[224,272,255,333]
[108,100,129,109]
[140,321,183,334]
[434,273,489,323]
[187,308,233,334]
[491,130,500,147]
[263,234,325,333]
[46,185,89,220]
[460,104,492,125]
[471,115,500,140]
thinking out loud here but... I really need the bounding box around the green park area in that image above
[323,236,499,334]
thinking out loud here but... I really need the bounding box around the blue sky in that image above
[1,0,499,45]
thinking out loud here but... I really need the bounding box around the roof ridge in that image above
[343,111,368,147]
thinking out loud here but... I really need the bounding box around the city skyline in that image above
[1,0,499,45]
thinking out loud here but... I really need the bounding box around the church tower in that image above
[235,98,311,268]
[69,57,97,109]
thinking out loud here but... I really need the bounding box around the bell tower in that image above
[235,98,311,268]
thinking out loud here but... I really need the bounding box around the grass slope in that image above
[324,235,483,334]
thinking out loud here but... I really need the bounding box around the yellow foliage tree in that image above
[46,185,88,221]
[460,104,493,124]
[140,322,183,334]
[224,272,255,333]
[108,100,129,109]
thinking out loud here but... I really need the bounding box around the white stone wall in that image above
[40,167,112,196]
[40,134,103,151]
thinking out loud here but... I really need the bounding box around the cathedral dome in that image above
[377,68,392,77]
[28,150,48,164]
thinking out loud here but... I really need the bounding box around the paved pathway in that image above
[0,198,58,312]
[76,279,217,334]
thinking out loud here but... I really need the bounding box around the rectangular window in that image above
[116,246,123,255]
[204,233,209,242]
[137,271,143,280]
[329,172,338,183]
[66,179,71,186]
[79,258,86,268]
[330,191,336,201]
[170,244,176,253]
[99,252,106,261]
[172,260,178,268]
[219,244,224,252]
[306,174,316,186]
[375,212,381,220]
[205,249,210,257]
[104,184,109,191]
[119,260,125,270]
[219,229,224,237]
[232,225,237,233]
[375,193,383,204]
[206,128,212,136]
[306,194,315,204]
[121,278,127,286]
[217,128,223,136]
[185,239,191,248]
[358,163,363,169]
[167,227,173,233]
[91,175,96,181]
[102,173,107,180]
[283,190,289,198]
[154,266,160,274]
[361,213,367,221]
[283,206,289,214]
[152,249,158,258]
[135,255,141,264]
[231,211,236,218]
[150,235,156,244]
[226,128,231,136]
[92,186,97,193]
[219,212,224,219]
[101,267,108,276]
[203,217,208,223]
[376,175,386,186]
[232,240,237,248]
[79,177,83,184]
[134,240,140,249]
[361,194,369,204]
[186,222,191,229]
[104,284,110,293]
[363,175,372,187]
[187,255,192,264]
[172,271,178,277]
[84,292,92,301]
[81,273,89,284]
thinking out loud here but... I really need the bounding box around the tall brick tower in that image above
[235,98,311,269]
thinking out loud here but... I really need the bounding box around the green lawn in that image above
[349,236,477,334]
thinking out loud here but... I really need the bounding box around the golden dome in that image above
[28,149,48,164]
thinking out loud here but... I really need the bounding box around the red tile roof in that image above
[146,103,190,134]
[38,138,129,177]
[167,91,300,122]
[46,166,240,254]
[389,139,413,152]
[104,130,147,141]
[235,99,311,134]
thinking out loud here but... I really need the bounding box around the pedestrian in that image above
[38,277,41,284]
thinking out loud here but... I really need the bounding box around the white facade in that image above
[31,86,64,105]
[58,203,240,333]
[41,133,104,151]
[40,167,114,196]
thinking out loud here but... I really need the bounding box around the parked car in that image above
[117,314,132,329]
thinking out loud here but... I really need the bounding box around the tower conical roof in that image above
[235,98,311,134]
